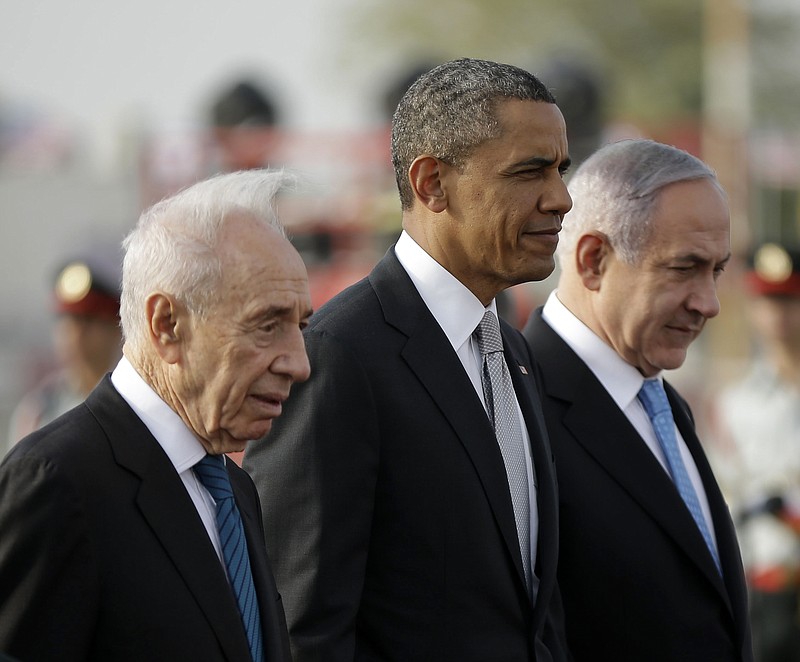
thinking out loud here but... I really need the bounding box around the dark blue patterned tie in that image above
[194,454,264,662]
[638,379,721,573]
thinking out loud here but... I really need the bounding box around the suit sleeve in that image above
[0,454,99,661]
[244,328,380,662]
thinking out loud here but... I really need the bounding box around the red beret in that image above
[53,261,120,320]
[745,243,800,297]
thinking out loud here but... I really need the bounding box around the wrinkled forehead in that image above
[217,216,305,283]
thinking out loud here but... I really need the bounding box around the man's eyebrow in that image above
[511,155,572,171]
[675,251,732,267]
[246,304,294,324]
[248,303,315,322]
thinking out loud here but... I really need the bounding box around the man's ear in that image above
[146,293,184,363]
[408,155,448,213]
[575,232,612,291]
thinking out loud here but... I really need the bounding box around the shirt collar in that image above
[542,290,659,410]
[111,356,208,473]
[395,230,496,350]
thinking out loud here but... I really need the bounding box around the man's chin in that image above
[520,256,556,283]
[239,420,274,445]
[200,439,245,456]
[205,428,268,455]
[654,349,690,373]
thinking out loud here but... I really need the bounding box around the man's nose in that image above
[540,176,573,219]
[279,327,311,383]
[688,276,721,319]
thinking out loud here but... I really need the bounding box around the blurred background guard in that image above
[7,247,123,445]
[209,79,280,173]
[712,242,800,662]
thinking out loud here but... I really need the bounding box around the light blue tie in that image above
[474,311,533,594]
[638,379,721,573]
[194,454,265,662]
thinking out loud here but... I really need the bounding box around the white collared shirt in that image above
[111,356,226,565]
[395,231,539,585]
[542,290,717,544]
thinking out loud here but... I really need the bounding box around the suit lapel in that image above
[528,313,731,604]
[86,378,253,661]
[369,252,528,596]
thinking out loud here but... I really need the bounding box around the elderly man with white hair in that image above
[0,169,311,662]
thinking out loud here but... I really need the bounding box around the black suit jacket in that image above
[244,248,566,661]
[523,308,753,661]
[0,377,291,662]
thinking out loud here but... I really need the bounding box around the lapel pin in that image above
[518,365,528,375]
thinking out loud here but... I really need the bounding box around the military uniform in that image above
[714,243,800,662]
[7,252,122,446]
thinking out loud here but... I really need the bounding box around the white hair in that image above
[120,169,295,354]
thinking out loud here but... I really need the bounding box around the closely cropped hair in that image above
[558,139,723,267]
[391,57,556,210]
[120,169,293,353]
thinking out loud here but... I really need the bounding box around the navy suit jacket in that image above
[523,308,753,661]
[0,377,291,662]
[244,248,567,661]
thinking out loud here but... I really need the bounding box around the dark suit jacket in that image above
[0,377,291,662]
[523,308,753,662]
[244,248,566,662]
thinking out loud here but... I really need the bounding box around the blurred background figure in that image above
[208,78,281,173]
[537,58,605,169]
[711,242,800,662]
[7,246,123,445]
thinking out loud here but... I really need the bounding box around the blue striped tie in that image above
[638,379,721,573]
[194,454,265,662]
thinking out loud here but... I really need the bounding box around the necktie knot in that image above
[193,454,234,502]
[638,379,671,419]
[474,311,503,356]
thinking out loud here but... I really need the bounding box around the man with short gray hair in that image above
[523,139,753,661]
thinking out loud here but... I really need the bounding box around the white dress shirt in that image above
[395,230,540,582]
[111,356,227,566]
[542,290,717,546]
